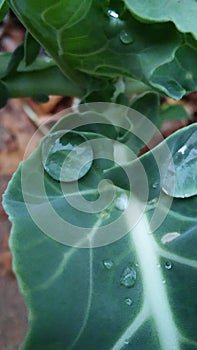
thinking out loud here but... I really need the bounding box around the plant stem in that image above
[2,66,85,98]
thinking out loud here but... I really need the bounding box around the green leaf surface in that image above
[7,0,197,99]
[124,0,197,39]
[3,112,197,349]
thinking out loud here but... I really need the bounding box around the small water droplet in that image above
[152,182,159,189]
[103,259,114,270]
[161,232,180,244]
[165,261,172,270]
[135,263,139,267]
[146,197,158,211]
[42,131,93,182]
[120,30,133,44]
[124,339,129,345]
[115,192,129,211]
[120,263,137,288]
[157,263,161,268]
[124,297,133,306]
[162,279,166,284]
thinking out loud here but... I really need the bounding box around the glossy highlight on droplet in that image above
[42,130,93,182]
[165,261,172,270]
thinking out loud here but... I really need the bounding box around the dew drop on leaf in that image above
[152,182,159,189]
[165,261,172,270]
[115,192,129,211]
[161,232,180,244]
[120,30,133,44]
[120,263,137,288]
[103,259,114,270]
[146,197,158,211]
[42,131,93,182]
[124,339,129,345]
[124,297,133,306]
[162,279,166,284]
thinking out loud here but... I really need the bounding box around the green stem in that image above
[2,66,85,98]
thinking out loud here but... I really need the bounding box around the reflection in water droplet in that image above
[120,263,137,288]
[124,297,133,306]
[115,193,129,211]
[124,339,129,345]
[108,9,119,18]
[42,131,93,182]
[120,30,133,44]
[161,232,180,244]
[165,261,172,270]
[162,279,166,284]
[103,259,114,270]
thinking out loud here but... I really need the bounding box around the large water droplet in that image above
[42,131,93,182]
[124,297,133,306]
[115,192,129,211]
[120,263,137,288]
[103,259,114,270]
[120,30,133,44]
[162,130,197,198]
[165,261,172,270]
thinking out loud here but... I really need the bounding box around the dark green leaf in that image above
[0,0,9,22]
[24,32,40,66]
[6,43,24,76]
[33,94,49,103]
[0,80,8,108]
